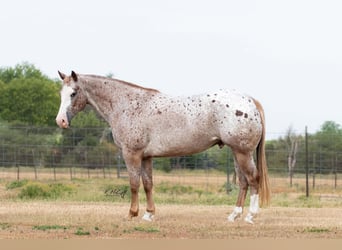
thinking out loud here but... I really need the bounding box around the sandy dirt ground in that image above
[0,201,341,239]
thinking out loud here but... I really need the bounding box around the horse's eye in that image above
[70,92,76,98]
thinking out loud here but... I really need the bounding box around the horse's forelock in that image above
[61,76,74,86]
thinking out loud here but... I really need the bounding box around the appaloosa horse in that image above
[56,71,270,224]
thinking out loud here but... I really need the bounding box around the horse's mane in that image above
[82,74,160,93]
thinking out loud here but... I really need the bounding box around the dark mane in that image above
[82,74,160,93]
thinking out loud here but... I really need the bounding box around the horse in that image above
[55,71,270,224]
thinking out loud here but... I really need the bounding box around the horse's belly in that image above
[143,133,218,158]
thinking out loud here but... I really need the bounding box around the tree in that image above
[0,77,60,126]
[0,62,49,83]
[0,63,60,126]
[285,126,300,187]
[314,121,342,175]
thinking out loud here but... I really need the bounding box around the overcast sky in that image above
[1,0,341,139]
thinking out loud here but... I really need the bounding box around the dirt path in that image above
[0,201,341,239]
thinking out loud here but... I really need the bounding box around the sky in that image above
[1,0,342,139]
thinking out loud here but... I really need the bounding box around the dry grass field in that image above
[0,202,341,239]
[0,169,341,239]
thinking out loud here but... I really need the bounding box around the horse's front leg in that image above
[141,157,155,221]
[123,150,142,219]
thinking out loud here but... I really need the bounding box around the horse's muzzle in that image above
[56,111,72,129]
[56,117,69,129]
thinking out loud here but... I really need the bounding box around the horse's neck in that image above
[82,77,154,124]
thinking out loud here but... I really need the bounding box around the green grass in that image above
[18,182,75,199]
[2,176,341,207]
[75,227,90,236]
[0,223,11,230]
[305,227,330,233]
[33,225,68,231]
[152,181,239,205]
[6,180,28,189]
[133,226,160,233]
[123,226,160,234]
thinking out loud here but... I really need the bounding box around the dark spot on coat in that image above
[244,113,248,118]
[212,100,216,103]
[157,110,162,114]
[235,110,243,116]
[226,104,229,108]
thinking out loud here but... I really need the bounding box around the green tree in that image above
[315,121,342,152]
[312,121,342,174]
[0,63,60,126]
[0,80,5,91]
[0,62,49,83]
[0,77,60,126]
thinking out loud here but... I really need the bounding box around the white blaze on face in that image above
[56,85,74,128]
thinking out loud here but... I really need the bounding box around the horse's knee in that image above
[130,183,140,194]
[143,183,153,194]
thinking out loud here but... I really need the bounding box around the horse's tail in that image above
[254,99,271,207]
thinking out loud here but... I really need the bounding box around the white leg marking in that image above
[227,206,242,222]
[244,194,259,224]
[244,212,254,224]
[142,211,154,222]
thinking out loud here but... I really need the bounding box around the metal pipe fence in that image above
[0,126,340,195]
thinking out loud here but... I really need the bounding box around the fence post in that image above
[16,163,20,180]
[312,153,316,189]
[15,148,20,180]
[117,154,121,178]
[305,126,309,197]
[32,149,38,180]
[226,148,230,193]
[52,151,56,181]
[335,154,337,189]
[69,166,73,180]
[102,153,106,179]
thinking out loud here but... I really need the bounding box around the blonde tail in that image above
[254,99,271,206]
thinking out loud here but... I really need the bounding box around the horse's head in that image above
[55,71,87,128]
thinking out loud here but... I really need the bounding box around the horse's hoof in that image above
[142,211,154,222]
[227,207,242,222]
[227,212,241,222]
[244,213,255,224]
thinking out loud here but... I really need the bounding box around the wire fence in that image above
[0,126,341,195]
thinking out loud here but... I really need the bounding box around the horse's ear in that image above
[58,71,66,80]
[71,71,78,82]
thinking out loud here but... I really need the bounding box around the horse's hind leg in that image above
[228,151,260,224]
[141,157,155,221]
[228,156,248,222]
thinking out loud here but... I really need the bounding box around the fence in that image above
[0,125,341,195]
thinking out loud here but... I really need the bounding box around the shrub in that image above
[6,180,28,190]
[18,182,74,199]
